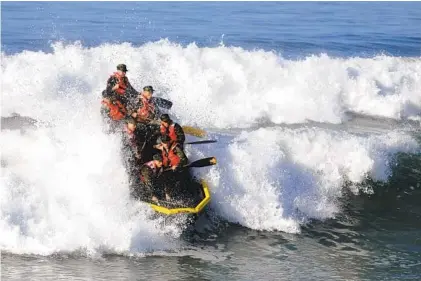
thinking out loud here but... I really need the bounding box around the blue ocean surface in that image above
[1,2,421,281]
[2,2,421,57]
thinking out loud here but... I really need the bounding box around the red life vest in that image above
[136,95,156,122]
[162,143,181,168]
[111,72,128,95]
[101,99,127,120]
[160,123,177,143]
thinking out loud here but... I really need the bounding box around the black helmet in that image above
[143,85,154,92]
[117,64,128,72]
[153,154,163,162]
[160,114,172,123]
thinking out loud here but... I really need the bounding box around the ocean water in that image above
[1,2,421,281]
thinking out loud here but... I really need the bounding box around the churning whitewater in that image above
[1,41,421,255]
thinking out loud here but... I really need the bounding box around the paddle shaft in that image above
[185,140,217,145]
[163,157,217,172]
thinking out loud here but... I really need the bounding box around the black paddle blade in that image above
[185,140,217,145]
[188,157,217,168]
[152,97,173,109]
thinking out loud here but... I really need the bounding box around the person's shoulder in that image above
[174,123,185,133]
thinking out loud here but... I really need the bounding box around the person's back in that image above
[120,119,142,178]
[121,117,159,163]
[137,155,163,202]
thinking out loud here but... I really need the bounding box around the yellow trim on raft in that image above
[149,179,211,215]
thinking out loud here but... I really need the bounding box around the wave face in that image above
[197,128,420,232]
[0,113,190,255]
[2,41,421,126]
[1,41,420,255]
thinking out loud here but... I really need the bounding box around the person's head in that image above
[152,154,163,168]
[116,64,128,76]
[126,118,136,131]
[160,114,172,127]
[141,86,154,100]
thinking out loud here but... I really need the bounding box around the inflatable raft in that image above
[148,179,211,215]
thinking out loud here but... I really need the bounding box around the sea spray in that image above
[1,41,420,255]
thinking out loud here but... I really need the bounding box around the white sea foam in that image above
[2,40,420,127]
[1,41,420,255]
[195,127,419,232]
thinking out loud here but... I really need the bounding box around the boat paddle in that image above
[185,140,217,145]
[163,157,217,172]
[182,126,207,138]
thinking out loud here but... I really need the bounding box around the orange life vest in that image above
[111,72,128,95]
[160,123,177,143]
[136,96,156,122]
[162,143,181,168]
[101,99,127,120]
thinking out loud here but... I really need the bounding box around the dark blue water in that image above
[1,2,421,281]
[2,2,421,58]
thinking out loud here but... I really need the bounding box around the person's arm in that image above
[128,134,141,159]
[151,101,161,121]
[174,124,185,144]
[153,143,164,151]
[126,98,138,118]
[101,90,109,99]
[174,146,188,167]
[103,76,117,98]
[125,78,139,101]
